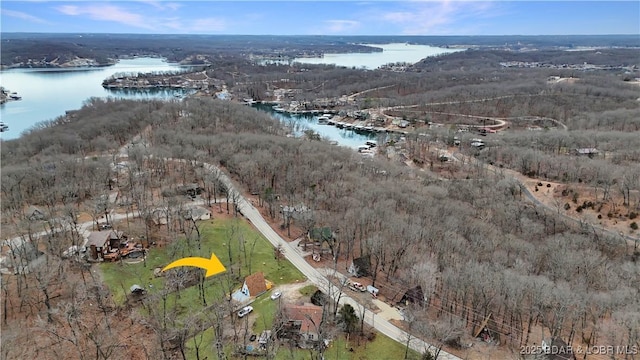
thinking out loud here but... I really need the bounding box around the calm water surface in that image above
[1,45,462,142]
[253,103,377,149]
[292,43,463,69]
[0,58,191,139]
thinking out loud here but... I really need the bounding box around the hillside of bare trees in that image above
[2,44,639,359]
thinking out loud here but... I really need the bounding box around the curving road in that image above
[201,162,461,360]
[1,152,460,358]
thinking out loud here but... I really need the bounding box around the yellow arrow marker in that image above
[162,253,226,277]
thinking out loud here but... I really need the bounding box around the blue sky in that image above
[1,1,638,35]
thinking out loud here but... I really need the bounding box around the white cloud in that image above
[189,17,228,32]
[55,3,229,33]
[324,19,361,33]
[1,9,49,24]
[56,4,156,30]
[379,0,497,35]
[56,5,81,16]
[137,1,182,12]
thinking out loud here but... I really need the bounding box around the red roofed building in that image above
[279,303,324,348]
[232,272,272,303]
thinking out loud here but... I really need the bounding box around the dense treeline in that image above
[1,97,638,357]
[414,48,640,70]
[213,49,638,124]
[1,34,383,66]
[4,33,639,67]
[145,100,639,352]
[2,43,639,358]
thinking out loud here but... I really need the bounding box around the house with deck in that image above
[84,230,126,261]
[279,303,325,349]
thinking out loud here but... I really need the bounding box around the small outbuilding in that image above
[183,206,211,221]
[574,148,599,158]
[130,284,146,295]
[348,256,371,278]
[398,285,425,307]
[26,206,46,221]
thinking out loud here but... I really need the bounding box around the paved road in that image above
[201,162,461,360]
[1,154,459,358]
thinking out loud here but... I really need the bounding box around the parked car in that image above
[349,282,366,292]
[270,291,282,300]
[238,306,253,318]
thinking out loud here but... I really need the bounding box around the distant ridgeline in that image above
[2,33,639,69]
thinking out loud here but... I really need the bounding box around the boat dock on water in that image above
[317,115,330,124]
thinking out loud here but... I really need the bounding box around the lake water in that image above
[0,44,461,141]
[291,43,463,69]
[253,103,377,149]
[0,58,191,139]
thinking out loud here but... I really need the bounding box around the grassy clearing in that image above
[271,332,421,360]
[100,246,171,305]
[101,217,305,309]
[187,327,419,360]
[298,284,318,297]
[251,293,280,333]
[186,327,237,360]
[103,217,414,360]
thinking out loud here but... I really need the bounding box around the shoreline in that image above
[0,88,22,105]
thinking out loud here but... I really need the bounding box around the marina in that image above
[253,101,414,155]
[1,44,455,139]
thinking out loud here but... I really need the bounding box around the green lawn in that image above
[186,327,419,360]
[102,217,416,360]
[251,292,279,333]
[298,284,318,297]
[274,331,420,360]
[101,218,305,309]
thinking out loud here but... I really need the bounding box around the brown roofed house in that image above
[280,303,324,348]
[85,230,124,261]
[242,272,268,297]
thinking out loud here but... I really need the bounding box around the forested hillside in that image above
[2,90,640,357]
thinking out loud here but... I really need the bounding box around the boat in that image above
[272,105,285,112]
[243,98,257,105]
[0,122,8,132]
[9,92,21,100]
[317,115,330,124]
[317,118,328,125]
